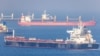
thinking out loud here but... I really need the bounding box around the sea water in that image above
[0,14,100,56]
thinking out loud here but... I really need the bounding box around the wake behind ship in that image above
[18,11,96,26]
[4,24,99,49]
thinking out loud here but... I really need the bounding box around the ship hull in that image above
[0,29,12,34]
[1,31,12,34]
[18,21,96,26]
[5,41,99,49]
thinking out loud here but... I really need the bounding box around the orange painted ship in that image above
[18,11,96,26]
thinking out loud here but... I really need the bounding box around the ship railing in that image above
[0,13,14,20]
[66,16,82,22]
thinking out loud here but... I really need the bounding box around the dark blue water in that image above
[0,14,100,56]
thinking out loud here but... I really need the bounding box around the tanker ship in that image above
[4,24,99,49]
[18,11,96,26]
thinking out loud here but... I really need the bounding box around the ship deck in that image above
[4,36,65,44]
[18,20,95,26]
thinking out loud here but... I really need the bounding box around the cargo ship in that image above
[4,24,99,49]
[18,11,96,26]
[0,23,12,34]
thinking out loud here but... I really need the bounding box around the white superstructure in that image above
[20,15,31,22]
[41,10,54,20]
[0,23,8,32]
[66,25,96,44]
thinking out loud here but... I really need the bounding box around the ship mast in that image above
[53,16,56,22]
[78,16,83,26]
[12,29,15,38]
[66,16,68,22]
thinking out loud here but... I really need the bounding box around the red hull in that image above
[18,20,96,26]
[5,36,65,44]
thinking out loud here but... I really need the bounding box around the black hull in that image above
[5,41,99,49]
